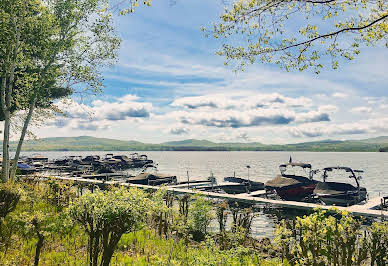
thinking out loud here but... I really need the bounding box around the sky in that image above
[8,0,388,144]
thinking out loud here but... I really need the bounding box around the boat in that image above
[126,164,176,185]
[27,154,49,163]
[126,172,177,185]
[221,174,264,194]
[17,162,36,175]
[264,161,318,201]
[314,167,368,206]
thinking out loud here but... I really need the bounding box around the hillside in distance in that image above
[3,136,388,152]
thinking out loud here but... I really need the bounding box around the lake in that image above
[17,151,388,238]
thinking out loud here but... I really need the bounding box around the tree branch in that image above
[269,14,388,53]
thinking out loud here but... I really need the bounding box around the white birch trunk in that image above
[10,97,36,179]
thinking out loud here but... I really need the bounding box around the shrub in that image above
[188,195,214,241]
[274,208,388,266]
[68,187,150,266]
[0,182,21,220]
[368,221,388,266]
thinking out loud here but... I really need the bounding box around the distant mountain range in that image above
[2,136,388,152]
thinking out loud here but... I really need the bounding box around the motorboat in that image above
[126,172,177,185]
[126,164,177,185]
[221,174,264,194]
[17,162,36,175]
[27,154,49,163]
[265,161,318,201]
[314,167,367,206]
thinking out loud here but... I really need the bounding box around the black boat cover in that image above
[314,182,357,195]
[129,172,176,181]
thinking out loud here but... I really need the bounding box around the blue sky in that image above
[29,0,388,144]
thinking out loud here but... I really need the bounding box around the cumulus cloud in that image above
[288,118,388,138]
[169,92,331,129]
[52,95,152,131]
[169,126,190,135]
[171,93,313,111]
[351,106,372,114]
[296,111,330,123]
[175,109,295,128]
[332,92,347,98]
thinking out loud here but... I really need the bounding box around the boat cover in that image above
[265,174,312,189]
[314,182,357,195]
[130,172,176,181]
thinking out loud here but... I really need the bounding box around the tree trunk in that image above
[1,9,21,183]
[10,97,36,179]
[2,112,10,182]
[33,220,44,266]
[89,233,100,266]
[34,232,44,266]
[100,233,122,266]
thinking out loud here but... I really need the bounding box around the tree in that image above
[68,187,150,266]
[188,195,214,241]
[0,0,120,181]
[208,0,388,73]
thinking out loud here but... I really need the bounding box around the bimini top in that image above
[323,167,364,173]
[280,162,312,168]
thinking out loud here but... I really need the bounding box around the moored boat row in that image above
[264,158,368,206]
[7,153,371,207]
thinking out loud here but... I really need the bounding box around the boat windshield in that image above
[322,167,362,187]
[279,164,312,178]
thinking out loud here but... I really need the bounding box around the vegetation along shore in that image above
[0,177,387,265]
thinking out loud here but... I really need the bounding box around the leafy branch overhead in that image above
[208,0,388,72]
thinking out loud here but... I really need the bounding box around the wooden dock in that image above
[51,176,387,219]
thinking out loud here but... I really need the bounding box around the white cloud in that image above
[288,117,388,138]
[168,125,190,135]
[351,106,372,114]
[332,92,347,98]
[51,95,152,131]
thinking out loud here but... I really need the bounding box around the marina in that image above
[37,174,387,219]
[7,151,388,223]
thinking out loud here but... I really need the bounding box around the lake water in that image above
[17,151,388,238]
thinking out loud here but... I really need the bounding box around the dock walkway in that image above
[51,176,387,219]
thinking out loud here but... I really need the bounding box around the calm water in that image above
[17,151,388,237]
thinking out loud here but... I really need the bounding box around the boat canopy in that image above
[322,166,362,187]
[279,162,312,168]
[323,166,362,172]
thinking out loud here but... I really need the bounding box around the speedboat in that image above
[314,167,367,206]
[221,175,264,194]
[265,161,318,201]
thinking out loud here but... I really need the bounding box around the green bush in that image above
[68,187,151,266]
[275,208,388,266]
[188,195,214,241]
[0,182,21,220]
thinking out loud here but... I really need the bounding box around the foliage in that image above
[188,195,214,241]
[230,205,255,237]
[118,0,152,15]
[45,177,76,210]
[1,0,121,181]
[0,178,387,266]
[2,181,72,265]
[0,182,21,220]
[368,221,388,266]
[208,0,388,72]
[274,208,388,265]
[68,187,151,266]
